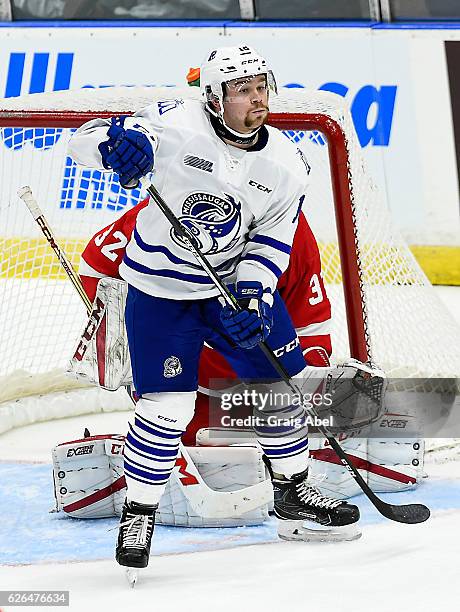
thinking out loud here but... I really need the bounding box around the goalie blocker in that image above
[67,277,132,390]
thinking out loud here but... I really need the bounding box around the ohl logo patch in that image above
[171,192,242,255]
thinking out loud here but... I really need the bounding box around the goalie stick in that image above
[139,177,431,526]
[17,185,273,519]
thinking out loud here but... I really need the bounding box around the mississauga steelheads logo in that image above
[171,192,242,255]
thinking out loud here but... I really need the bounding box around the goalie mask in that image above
[200,45,277,145]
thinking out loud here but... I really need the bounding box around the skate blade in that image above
[125,568,139,587]
[278,519,362,543]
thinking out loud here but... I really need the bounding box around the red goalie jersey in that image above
[79,198,332,444]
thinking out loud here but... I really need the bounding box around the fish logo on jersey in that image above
[171,192,242,255]
[164,356,183,378]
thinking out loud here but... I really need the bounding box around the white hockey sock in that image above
[261,364,335,477]
[255,399,310,478]
[123,392,196,506]
[259,437,310,479]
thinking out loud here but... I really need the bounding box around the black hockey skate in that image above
[271,467,361,542]
[116,500,157,571]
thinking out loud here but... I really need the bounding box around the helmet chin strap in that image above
[206,105,261,146]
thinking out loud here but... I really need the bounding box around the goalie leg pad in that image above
[308,434,424,499]
[52,434,126,518]
[157,445,270,527]
[52,432,423,524]
[53,434,270,526]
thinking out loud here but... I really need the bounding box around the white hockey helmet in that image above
[200,45,277,141]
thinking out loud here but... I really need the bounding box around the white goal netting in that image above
[0,87,459,433]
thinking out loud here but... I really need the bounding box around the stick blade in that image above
[380,502,430,524]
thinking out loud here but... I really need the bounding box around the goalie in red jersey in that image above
[78,197,333,445]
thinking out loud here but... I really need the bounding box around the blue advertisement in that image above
[0,46,398,214]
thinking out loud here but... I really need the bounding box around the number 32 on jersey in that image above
[95,224,128,262]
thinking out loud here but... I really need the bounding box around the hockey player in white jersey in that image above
[68,45,362,571]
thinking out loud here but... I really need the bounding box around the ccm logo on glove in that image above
[220,281,273,350]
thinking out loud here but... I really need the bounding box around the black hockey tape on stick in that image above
[140,177,430,525]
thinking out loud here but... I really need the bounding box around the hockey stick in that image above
[17,185,272,519]
[140,177,430,525]
[17,186,93,313]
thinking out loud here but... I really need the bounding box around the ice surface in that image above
[1,408,460,611]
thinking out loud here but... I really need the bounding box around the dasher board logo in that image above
[2,51,397,149]
[4,52,73,97]
[171,192,241,255]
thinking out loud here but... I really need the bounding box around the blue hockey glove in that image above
[220,281,273,350]
[98,117,154,189]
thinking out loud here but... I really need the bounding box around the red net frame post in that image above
[270,113,369,363]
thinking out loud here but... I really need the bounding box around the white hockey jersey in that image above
[68,98,309,300]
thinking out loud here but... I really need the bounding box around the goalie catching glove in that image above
[220,281,273,349]
[296,358,387,434]
[324,359,387,433]
[99,116,156,189]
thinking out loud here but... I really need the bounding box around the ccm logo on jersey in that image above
[249,180,272,194]
[273,337,300,357]
[67,445,94,457]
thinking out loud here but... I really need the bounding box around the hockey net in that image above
[0,87,459,435]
